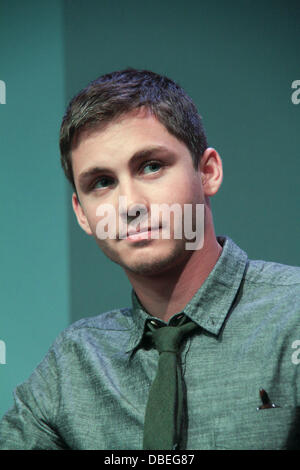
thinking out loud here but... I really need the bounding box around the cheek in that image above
[86,201,124,240]
[82,201,106,234]
[161,176,201,205]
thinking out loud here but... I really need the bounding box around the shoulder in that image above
[50,307,133,356]
[241,258,300,330]
[14,307,134,397]
[245,257,300,288]
[65,307,133,333]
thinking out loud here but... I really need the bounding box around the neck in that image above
[125,213,222,323]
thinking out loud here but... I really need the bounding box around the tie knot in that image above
[147,317,198,354]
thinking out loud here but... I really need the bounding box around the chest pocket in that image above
[214,406,299,450]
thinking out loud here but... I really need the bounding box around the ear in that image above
[199,148,223,197]
[72,192,93,236]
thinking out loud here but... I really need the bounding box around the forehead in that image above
[71,107,191,173]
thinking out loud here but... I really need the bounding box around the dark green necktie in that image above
[143,315,198,450]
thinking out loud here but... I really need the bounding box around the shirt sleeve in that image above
[0,336,68,450]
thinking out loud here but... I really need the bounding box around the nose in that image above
[116,179,150,225]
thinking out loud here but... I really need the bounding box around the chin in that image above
[122,243,190,276]
[97,237,190,275]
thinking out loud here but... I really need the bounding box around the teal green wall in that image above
[0,1,68,417]
[0,0,299,418]
[63,0,300,323]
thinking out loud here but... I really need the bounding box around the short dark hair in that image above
[59,68,208,190]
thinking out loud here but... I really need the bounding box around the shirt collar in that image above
[126,235,248,352]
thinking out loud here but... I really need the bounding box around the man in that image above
[0,68,300,450]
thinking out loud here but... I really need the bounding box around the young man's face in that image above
[71,107,213,277]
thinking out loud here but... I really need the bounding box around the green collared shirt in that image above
[1,235,300,450]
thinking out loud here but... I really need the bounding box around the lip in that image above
[127,226,156,236]
[125,226,161,241]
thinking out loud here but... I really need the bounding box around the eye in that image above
[92,176,114,189]
[142,161,162,174]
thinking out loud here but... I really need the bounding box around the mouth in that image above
[125,226,161,242]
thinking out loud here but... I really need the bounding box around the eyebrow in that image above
[78,145,172,190]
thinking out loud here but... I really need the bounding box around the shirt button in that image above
[150,320,159,327]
